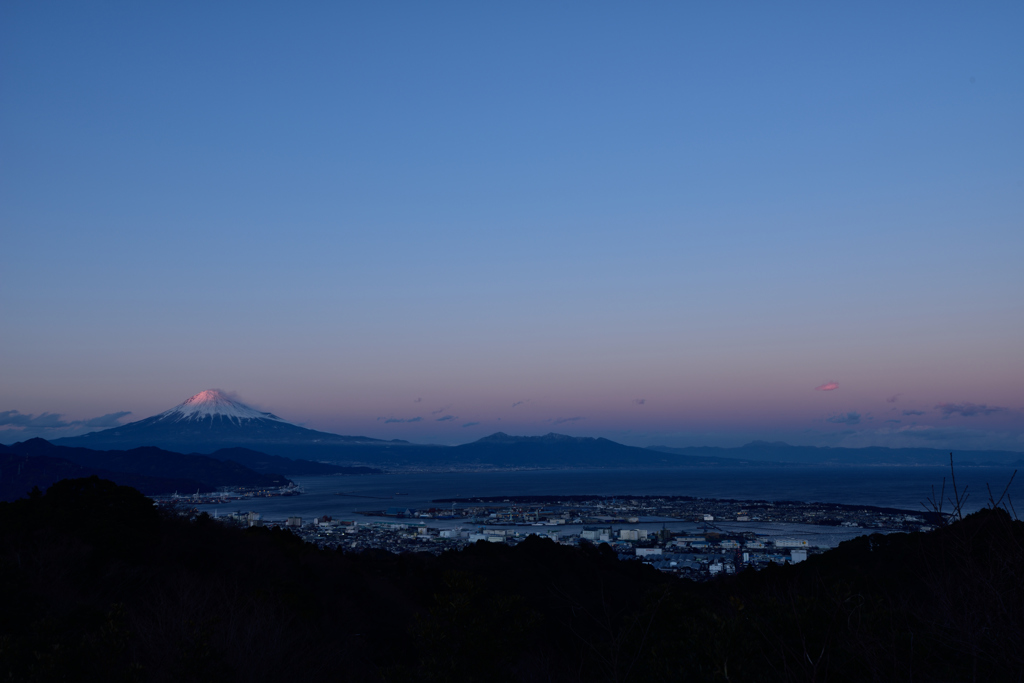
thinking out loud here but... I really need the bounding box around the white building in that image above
[581,526,613,542]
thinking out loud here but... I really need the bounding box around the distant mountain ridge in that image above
[358,433,1024,468]
[648,441,1024,466]
[30,389,1024,468]
[360,432,778,468]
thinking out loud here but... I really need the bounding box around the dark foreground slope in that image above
[2,477,1021,683]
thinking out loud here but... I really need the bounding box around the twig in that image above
[921,478,947,526]
[991,470,1017,511]
[947,453,968,522]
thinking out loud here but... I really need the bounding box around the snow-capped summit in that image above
[157,389,285,424]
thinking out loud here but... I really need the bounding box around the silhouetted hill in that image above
[649,441,1024,465]
[5,439,290,493]
[1,476,1020,682]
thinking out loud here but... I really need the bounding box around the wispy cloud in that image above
[81,411,133,428]
[552,416,586,425]
[382,416,422,424]
[902,410,925,416]
[413,397,422,403]
[886,394,901,403]
[632,398,646,405]
[0,411,66,428]
[462,422,480,428]
[936,402,1007,418]
[435,415,457,422]
[885,419,901,423]
[815,381,839,392]
[431,404,452,415]
[0,409,132,441]
[511,400,526,408]
[826,412,861,425]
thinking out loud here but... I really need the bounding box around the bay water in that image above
[212,465,1021,525]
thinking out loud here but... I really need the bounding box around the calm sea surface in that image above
[210,465,1021,524]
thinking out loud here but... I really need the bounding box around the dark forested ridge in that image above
[0,440,384,502]
[0,439,294,500]
[2,476,1021,682]
[0,450,214,500]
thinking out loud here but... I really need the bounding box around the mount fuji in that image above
[53,390,406,459]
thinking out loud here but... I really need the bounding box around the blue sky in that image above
[2,2,1022,449]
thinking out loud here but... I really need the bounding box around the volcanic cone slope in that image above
[53,390,394,455]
